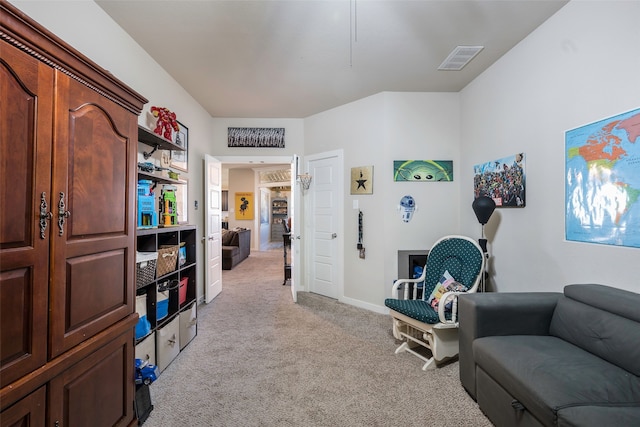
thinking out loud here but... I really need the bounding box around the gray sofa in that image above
[221,228,251,270]
[458,284,640,427]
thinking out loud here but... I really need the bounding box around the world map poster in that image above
[566,107,640,248]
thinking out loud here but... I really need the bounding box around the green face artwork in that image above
[393,160,453,182]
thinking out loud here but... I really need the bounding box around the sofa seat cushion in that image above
[222,245,239,258]
[384,299,450,324]
[474,335,640,427]
[557,404,640,427]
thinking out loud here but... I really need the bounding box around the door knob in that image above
[331,233,337,239]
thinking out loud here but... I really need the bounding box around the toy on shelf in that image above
[137,180,158,229]
[160,185,178,226]
[137,161,180,181]
[150,106,179,141]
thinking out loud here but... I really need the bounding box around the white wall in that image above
[459,0,640,294]
[12,0,639,311]
[305,92,461,310]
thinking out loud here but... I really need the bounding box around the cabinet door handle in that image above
[57,192,71,236]
[39,192,52,239]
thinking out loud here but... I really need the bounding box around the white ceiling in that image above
[96,0,568,119]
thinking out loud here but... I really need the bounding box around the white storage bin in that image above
[135,332,156,366]
[156,316,180,373]
[179,303,197,350]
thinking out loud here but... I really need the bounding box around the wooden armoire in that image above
[0,2,147,426]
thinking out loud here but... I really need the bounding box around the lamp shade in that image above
[472,196,496,225]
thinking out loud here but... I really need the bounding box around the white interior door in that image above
[204,154,222,303]
[306,151,343,300]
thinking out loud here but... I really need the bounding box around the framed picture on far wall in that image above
[235,192,254,220]
[171,121,188,172]
[473,153,525,207]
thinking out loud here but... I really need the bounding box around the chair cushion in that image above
[422,237,484,299]
[384,298,450,324]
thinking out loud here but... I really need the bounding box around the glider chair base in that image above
[391,310,459,370]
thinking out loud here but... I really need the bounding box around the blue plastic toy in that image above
[135,358,159,385]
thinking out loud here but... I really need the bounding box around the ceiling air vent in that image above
[438,46,484,71]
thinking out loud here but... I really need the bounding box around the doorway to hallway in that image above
[213,155,299,301]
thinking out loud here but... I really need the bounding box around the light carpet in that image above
[143,249,492,426]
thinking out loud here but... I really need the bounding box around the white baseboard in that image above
[339,295,389,315]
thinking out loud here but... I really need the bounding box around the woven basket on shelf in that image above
[136,252,157,289]
[156,245,179,277]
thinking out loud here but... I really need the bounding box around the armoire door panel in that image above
[0,268,47,388]
[50,248,130,357]
[0,57,35,248]
[66,249,126,326]
[0,385,46,427]
[52,72,134,241]
[49,73,136,358]
[48,327,135,427]
[67,104,128,237]
[0,41,51,389]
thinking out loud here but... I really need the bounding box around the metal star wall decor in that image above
[351,166,373,194]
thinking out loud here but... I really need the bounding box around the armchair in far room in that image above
[384,235,485,370]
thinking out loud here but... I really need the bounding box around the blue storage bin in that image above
[157,289,169,321]
[136,316,151,339]
[135,294,151,339]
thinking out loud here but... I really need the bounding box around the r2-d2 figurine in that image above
[399,195,416,223]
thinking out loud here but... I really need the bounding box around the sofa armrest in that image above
[236,229,251,259]
[458,292,561,400]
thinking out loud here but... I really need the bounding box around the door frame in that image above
[303,150,344,300]
[215,155,299,299]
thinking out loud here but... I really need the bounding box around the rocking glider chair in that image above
[384,235,484,370]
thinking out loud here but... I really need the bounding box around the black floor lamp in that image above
[472,196,496,292]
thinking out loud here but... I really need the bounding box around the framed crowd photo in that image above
[171,121,188,172]
[473,153,525,207]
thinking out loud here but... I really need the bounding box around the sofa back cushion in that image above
[549,284,640,376]
[221,229,237,246]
